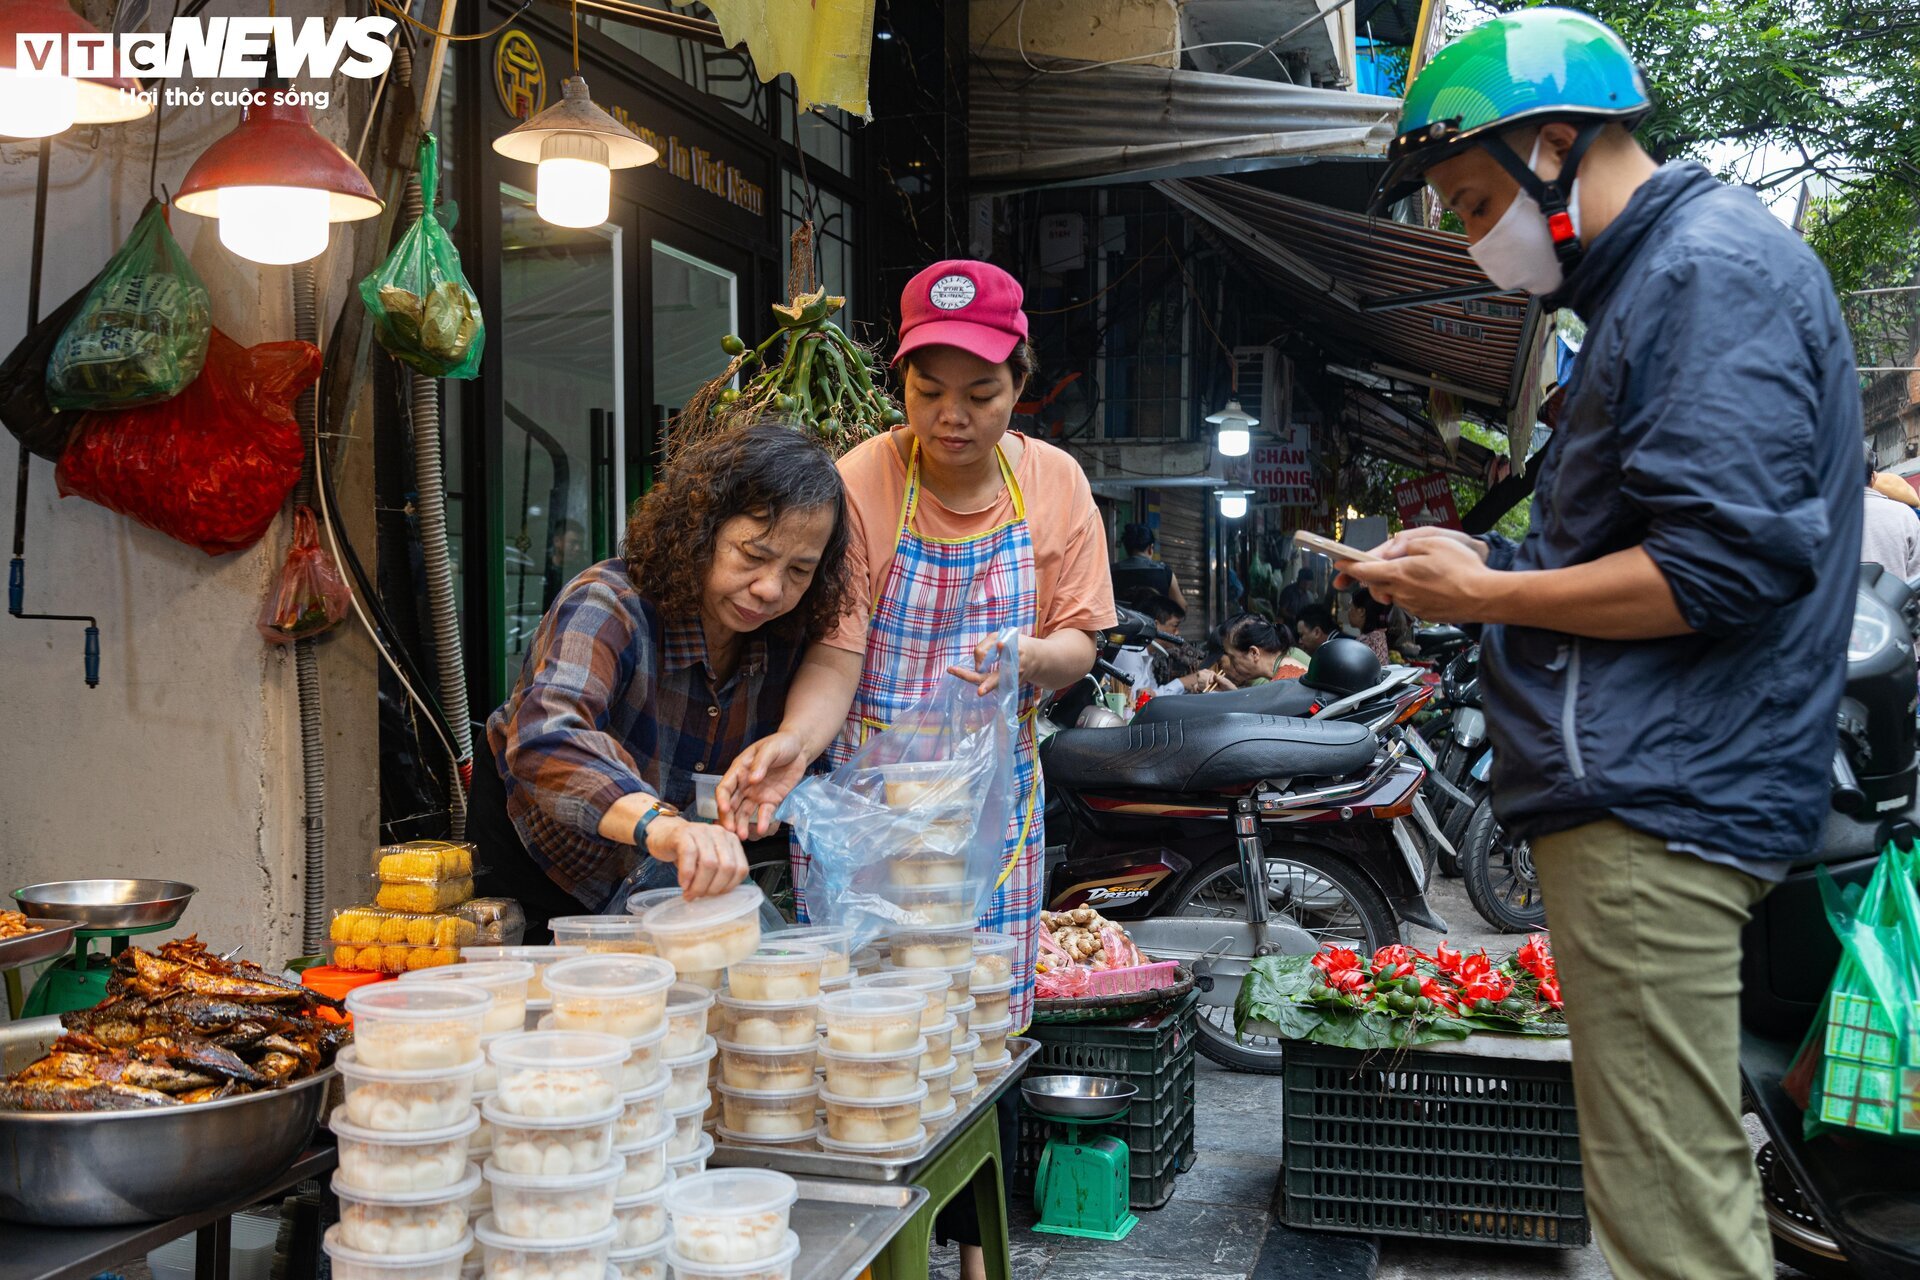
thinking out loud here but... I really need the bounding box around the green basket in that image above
[1281,1039,1588,1248]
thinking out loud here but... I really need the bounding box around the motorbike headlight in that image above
[1849,609,1894,664]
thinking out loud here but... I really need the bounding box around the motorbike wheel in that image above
[1169,843,1398,1074]
[1756,1141,1857,1278]
[1462,799,1547,933]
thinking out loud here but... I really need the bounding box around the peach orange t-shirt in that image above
[826,429,1118,654]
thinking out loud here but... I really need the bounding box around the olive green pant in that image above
[1532,818,1774,1280]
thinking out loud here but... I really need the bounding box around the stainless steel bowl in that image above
[1021,1074,1138,1120]
[0,919,79,971]
[0,1017,331,1225]
[12,879,197,931]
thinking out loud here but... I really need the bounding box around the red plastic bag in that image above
[56,329,319,556]
[257,506,350,643]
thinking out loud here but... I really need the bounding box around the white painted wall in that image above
[0,1,379,977]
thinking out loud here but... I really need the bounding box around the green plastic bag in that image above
[358,134,484,380]
[46,199,211,411]
[1802,839,1920,1140]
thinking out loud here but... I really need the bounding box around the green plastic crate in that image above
[1024,990,1197,1076]
[1281,1039,1588,1249]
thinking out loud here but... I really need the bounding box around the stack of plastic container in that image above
[325,981,493,1280]
[463,945,588,1031]
[969,931,1017,1078]
[329,842,524,974]
[811,988,928,1157]
[664,1170,801,1280]
[710,941,826,1150]
[640,884,766,990]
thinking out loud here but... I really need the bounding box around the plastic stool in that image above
[872,1106,1012,1280]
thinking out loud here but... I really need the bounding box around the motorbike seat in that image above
[1042,712,1376,792]
[1132,679,1321,724]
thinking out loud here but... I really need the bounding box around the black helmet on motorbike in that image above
[1306,636,1382,697]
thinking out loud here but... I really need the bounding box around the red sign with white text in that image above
[1394,472,1461,530]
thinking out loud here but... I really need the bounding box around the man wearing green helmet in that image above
[1343,9,1864,1279]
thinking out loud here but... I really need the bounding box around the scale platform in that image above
[7,880,196,1018]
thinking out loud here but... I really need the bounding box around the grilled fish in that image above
[0,1076,178,1111]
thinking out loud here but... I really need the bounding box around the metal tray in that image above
[710,1038,1037,1183]
[0,920,78,972]
[790,1177,929,1280]
[12,880,196,933]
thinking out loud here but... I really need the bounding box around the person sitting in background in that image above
[1865,460,1920,579]
[1111,522,1187,612]
[1221,613,1310,685]
[1277,568,1317,623]
[1294,606,1337,656]
[1348,590,1395,663]
[1112,594,1231,697]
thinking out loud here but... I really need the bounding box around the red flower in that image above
[1312,946,1361,975]
[1325,967,1371,995]
[1459,950,1493,982]
[1419,976,1460,1013]
[1373,944,1415,971]
[1461,970,1516,1005]
[1429,940,1464,976]
[1517,934,1556,982]
[1539,979,1563,1010]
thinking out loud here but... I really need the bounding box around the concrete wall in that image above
[0,0,379,975]
[972,0,1180,67]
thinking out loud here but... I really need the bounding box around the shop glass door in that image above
[650,242,739,462]
[493,182,629,695]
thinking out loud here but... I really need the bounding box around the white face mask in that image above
[1465,136,1581,296]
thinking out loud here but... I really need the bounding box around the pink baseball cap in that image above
[892,260,1029,367]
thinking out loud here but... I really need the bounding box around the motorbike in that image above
[1741,563,1920,1279]
[1038,625,1446,1072]
[1423,638,1490,866]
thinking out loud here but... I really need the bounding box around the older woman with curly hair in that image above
[468,424,850,938]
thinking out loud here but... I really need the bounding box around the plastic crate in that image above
[1281,1039,1588,1248]
[1013,1098,1195,1211]
[1024,988,1197,1076]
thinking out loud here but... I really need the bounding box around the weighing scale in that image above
[8,879,197,1018]
[1022,1074,1140,1241]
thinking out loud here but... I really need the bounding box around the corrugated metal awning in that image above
[970,48,1399,192]
[1154,176,1543,409]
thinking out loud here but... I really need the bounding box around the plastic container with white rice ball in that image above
[716,1042,815,1093]
[483,1102,619,1178]
[661,1038,718,1108]
[663,1232,800,1280]
[882,925,974,970]
[609,1178,671,1249]
[817,1045,922,1100]
[969,980,1013,1027]
[666,1098,711,1156]
[667,1132,714,1180]
[608,1237,669,1280]
[970,933,1016,986]
[972,1017,1012,1068]
[766,927,852,981]
[471,1101,496,1156]
[348,983,493,1071]
[639,886,764,975]
[712,995,817,1048]
[612,1073,671,1145]
[725,946,824,1002]
[539,1015,667,1092]
[947,996,976,1038]
[814,1131,928,1162]
[819,989,922,1055]
[331,1165,481,1253]
[332,1111,482,1194]
[611,1123,673,1196]
[714,1084,816,1139]
[544,956,678,1039]
[919,1017,958,1069]
[464,946,588,1002]
[882,884,973,927]
[819,1084,927,1145]
[849,946,884,977]
[336,1046,485,1132]
[664,1171,796,1265]
[550,917,655,957]
[473,1217,615,1280]
[919,1059,956,1114]
[950,1033,978,1083]
[661,984,715,1057]
[324,1225,472,1280]
[850,971,945,1031]
[922,1100,959,1134]
[885,850,967,889]
[939,963,974,1005]
[713,1126,817,1150]
[401,962,535,1035]
[484,1158,623,1240]
[489,1031,629,1119]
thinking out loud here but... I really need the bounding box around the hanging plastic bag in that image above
[56,329,319,556]
[46,199,211,411]
[777,630,1021,950]
[257,506,351,643]
[358,134,484,380]
[1797,839,1920,1140]
[0,277,98,461]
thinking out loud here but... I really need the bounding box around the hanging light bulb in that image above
[493,75,657,229]
[1207,397,1259,458]
[175,83,382,265]
[0,0,150,137]
[1217,489,1252,520]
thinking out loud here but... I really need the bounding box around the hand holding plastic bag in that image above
[359,135,484,380]
[777,630,1021,950]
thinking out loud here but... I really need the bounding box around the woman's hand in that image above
[948,630,1096,695]
[1180,669,1233,693]
[645,815,748,898]
[716,731,811,838]
[948,634,1013,696]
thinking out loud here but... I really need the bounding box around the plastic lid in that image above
[920,1059,957,1080]
[667,1094,712,1118]
[302,965,387,1003]
[714,1125,817,1146]
[922,1101,958,1125]
[664,1036,718,1068]
[487,1030,630,1072]
[923,1016,957,1039]
[346,981,491,1020]
[716,1039,816,1057]
[612,1120,675,1154]
[664,1168,797,1220]
[665,1231,800,1277]
[954,1033,980,1053]
[623,888,684,918]
[732,943,824,968]
[534,1015,671,1053]
[714,991,818,1012]
[334,1044,486,1082]
[816,1042,926,1064]
[399,961,535,993]
[972,1016,1013,1033]
[948,997,977,1017]
[482,1155,626,1192]
[714,1082,819,1101]
[819,989,923,1020]
[668,1133,715,1166]
[607,1237,671,1263]
[323,1225,473,1269]
[666,983,717,1013]
[769,926,852,954]
[639,884,764,937]
[331,1164,483,1206]
[975,1050,1012,1067]
[969,978,1015,995]
[480,1100,622,1130]
[473,1217,619,1252]
[882,921,975,937]
[610,1176,674,1209]
[852,971,946,995]
[550,915,653,939]
[819,1081,928,1109]
[464,945,587,966]
[545,955,677,997]
[329,1109,481,1146]
[815,1130,928,1158]
[619,1073,671,1105]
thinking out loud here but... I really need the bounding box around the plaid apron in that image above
[794,441,1044,1031]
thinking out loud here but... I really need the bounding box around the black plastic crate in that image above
[1281,1039,1588,1248]
[1012,1096,1196,1210]
[1025,989,1198,1076]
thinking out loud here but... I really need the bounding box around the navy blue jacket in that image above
[1482,163,1863,862]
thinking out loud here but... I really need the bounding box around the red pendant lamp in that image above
[174,80,382,264]
[0,0,150,137]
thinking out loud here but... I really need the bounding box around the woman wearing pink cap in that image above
[719,260,1117,1032]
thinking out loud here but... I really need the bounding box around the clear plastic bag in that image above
[257,506,351,643]
[47,200,211,411]
[778,630,1021,950]
[358,134,484,380]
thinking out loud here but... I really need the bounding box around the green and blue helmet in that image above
[1371,7,1653,215]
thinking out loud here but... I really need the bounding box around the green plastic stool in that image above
[872,1105,1012,1280]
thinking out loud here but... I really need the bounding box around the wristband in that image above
[633,800,680,849]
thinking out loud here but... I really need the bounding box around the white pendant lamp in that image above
[1216,489,1253,520]
[0,0,151,137]
[1207,397,1258,457]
